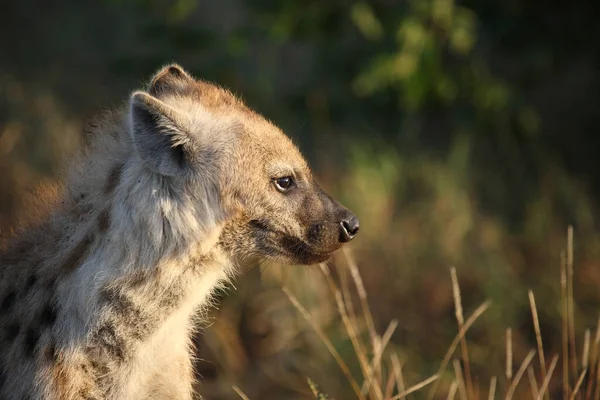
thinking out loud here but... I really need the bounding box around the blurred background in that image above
[2,0,600,399]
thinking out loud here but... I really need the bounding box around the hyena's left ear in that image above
[128,91,194,177]
[148,64,195,97]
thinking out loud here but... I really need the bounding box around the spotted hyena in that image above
[0,64,359,399]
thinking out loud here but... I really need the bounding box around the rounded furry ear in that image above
[128,91,193,177]
[149,64,195,97]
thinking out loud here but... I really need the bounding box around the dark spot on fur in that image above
[95,324,126,362]
[61,235,93,274]
[78,389,99,400]
[40,303,58,326]
[0,291,16,314]
[25,274,38,292]
[5,323,19,341]
[90,359,110,377]
[104,163,123,195]
[44,344,58,362]
[157,282,184,311]
[99,288,152,341]
[24,327,40,356]
[97,209,110,233]
[248,219,270,232]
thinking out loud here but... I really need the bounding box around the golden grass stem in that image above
[453,359,468,400]
[333,289,382,400]
[344,249,377,343]
[428,300,492,399]
[344,249,382,384]
[319,264,381,400]
[505,350,536,400]
[391,353,406,400]
[451,267,474,400]
[569,369,587,400]
[282,286,365,400]
[384,365,396,399]
[365,319,398,392]
[447,381,458,400]
[506,328,513,384]
[583,330,590,370]
[595,351,600,400]
[389,374,438,400]
[527,365,539,399]
[537,355,559,400]
[585,315,600,399]
[561,249,570,400]
[488,376,497,400]
[567,226,578,397]
[528,289,548,396]
[233,386,250,400]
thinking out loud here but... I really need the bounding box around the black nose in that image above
[339,214,360,243]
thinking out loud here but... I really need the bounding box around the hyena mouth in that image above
[249,219,337,264]
[278,234,337,265]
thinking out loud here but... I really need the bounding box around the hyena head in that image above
[128,64,359,265]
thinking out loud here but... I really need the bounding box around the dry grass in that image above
[232,228,600,399]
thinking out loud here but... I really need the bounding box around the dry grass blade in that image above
[389,374,438,400]
[319,265,381,400]
[447,381,458,400]
[333,289,382,399]
[595,353,600,400]
[451,267,473,399]
[362,319,399,395]
[343,249,377,346]
[282,286,365,400]
[569,369,586,400]
[567,226,577,395]
[506,328,513,384]
[561,249,570,399]
[428,300,492,399]
[344,249,386,389]
[505,350,536,400]
[391,353,406,400]
[488,376,497,400]
[233,385,250,400]
[528,290,548,394]
[537,355,559,400]
[384,365,396,399]
[583,330,590,370]
[585,315,600,399]
[369,320,398,373]
[527,365,539,399]
[453,359,468,400]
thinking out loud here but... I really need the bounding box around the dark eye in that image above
[274,176,295,192]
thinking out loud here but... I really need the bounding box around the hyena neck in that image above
[52,111,230,347]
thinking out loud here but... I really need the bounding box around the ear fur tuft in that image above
[128,91,192,177]
[148,64,195,97]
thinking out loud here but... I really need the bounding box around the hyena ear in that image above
[148,64,195,97]
[128,91,193,177]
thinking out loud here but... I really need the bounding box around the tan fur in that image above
[0,64,358,399]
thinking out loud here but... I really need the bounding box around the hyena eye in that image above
[274,176,295,193]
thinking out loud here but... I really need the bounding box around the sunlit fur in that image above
[0,64,356,399]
